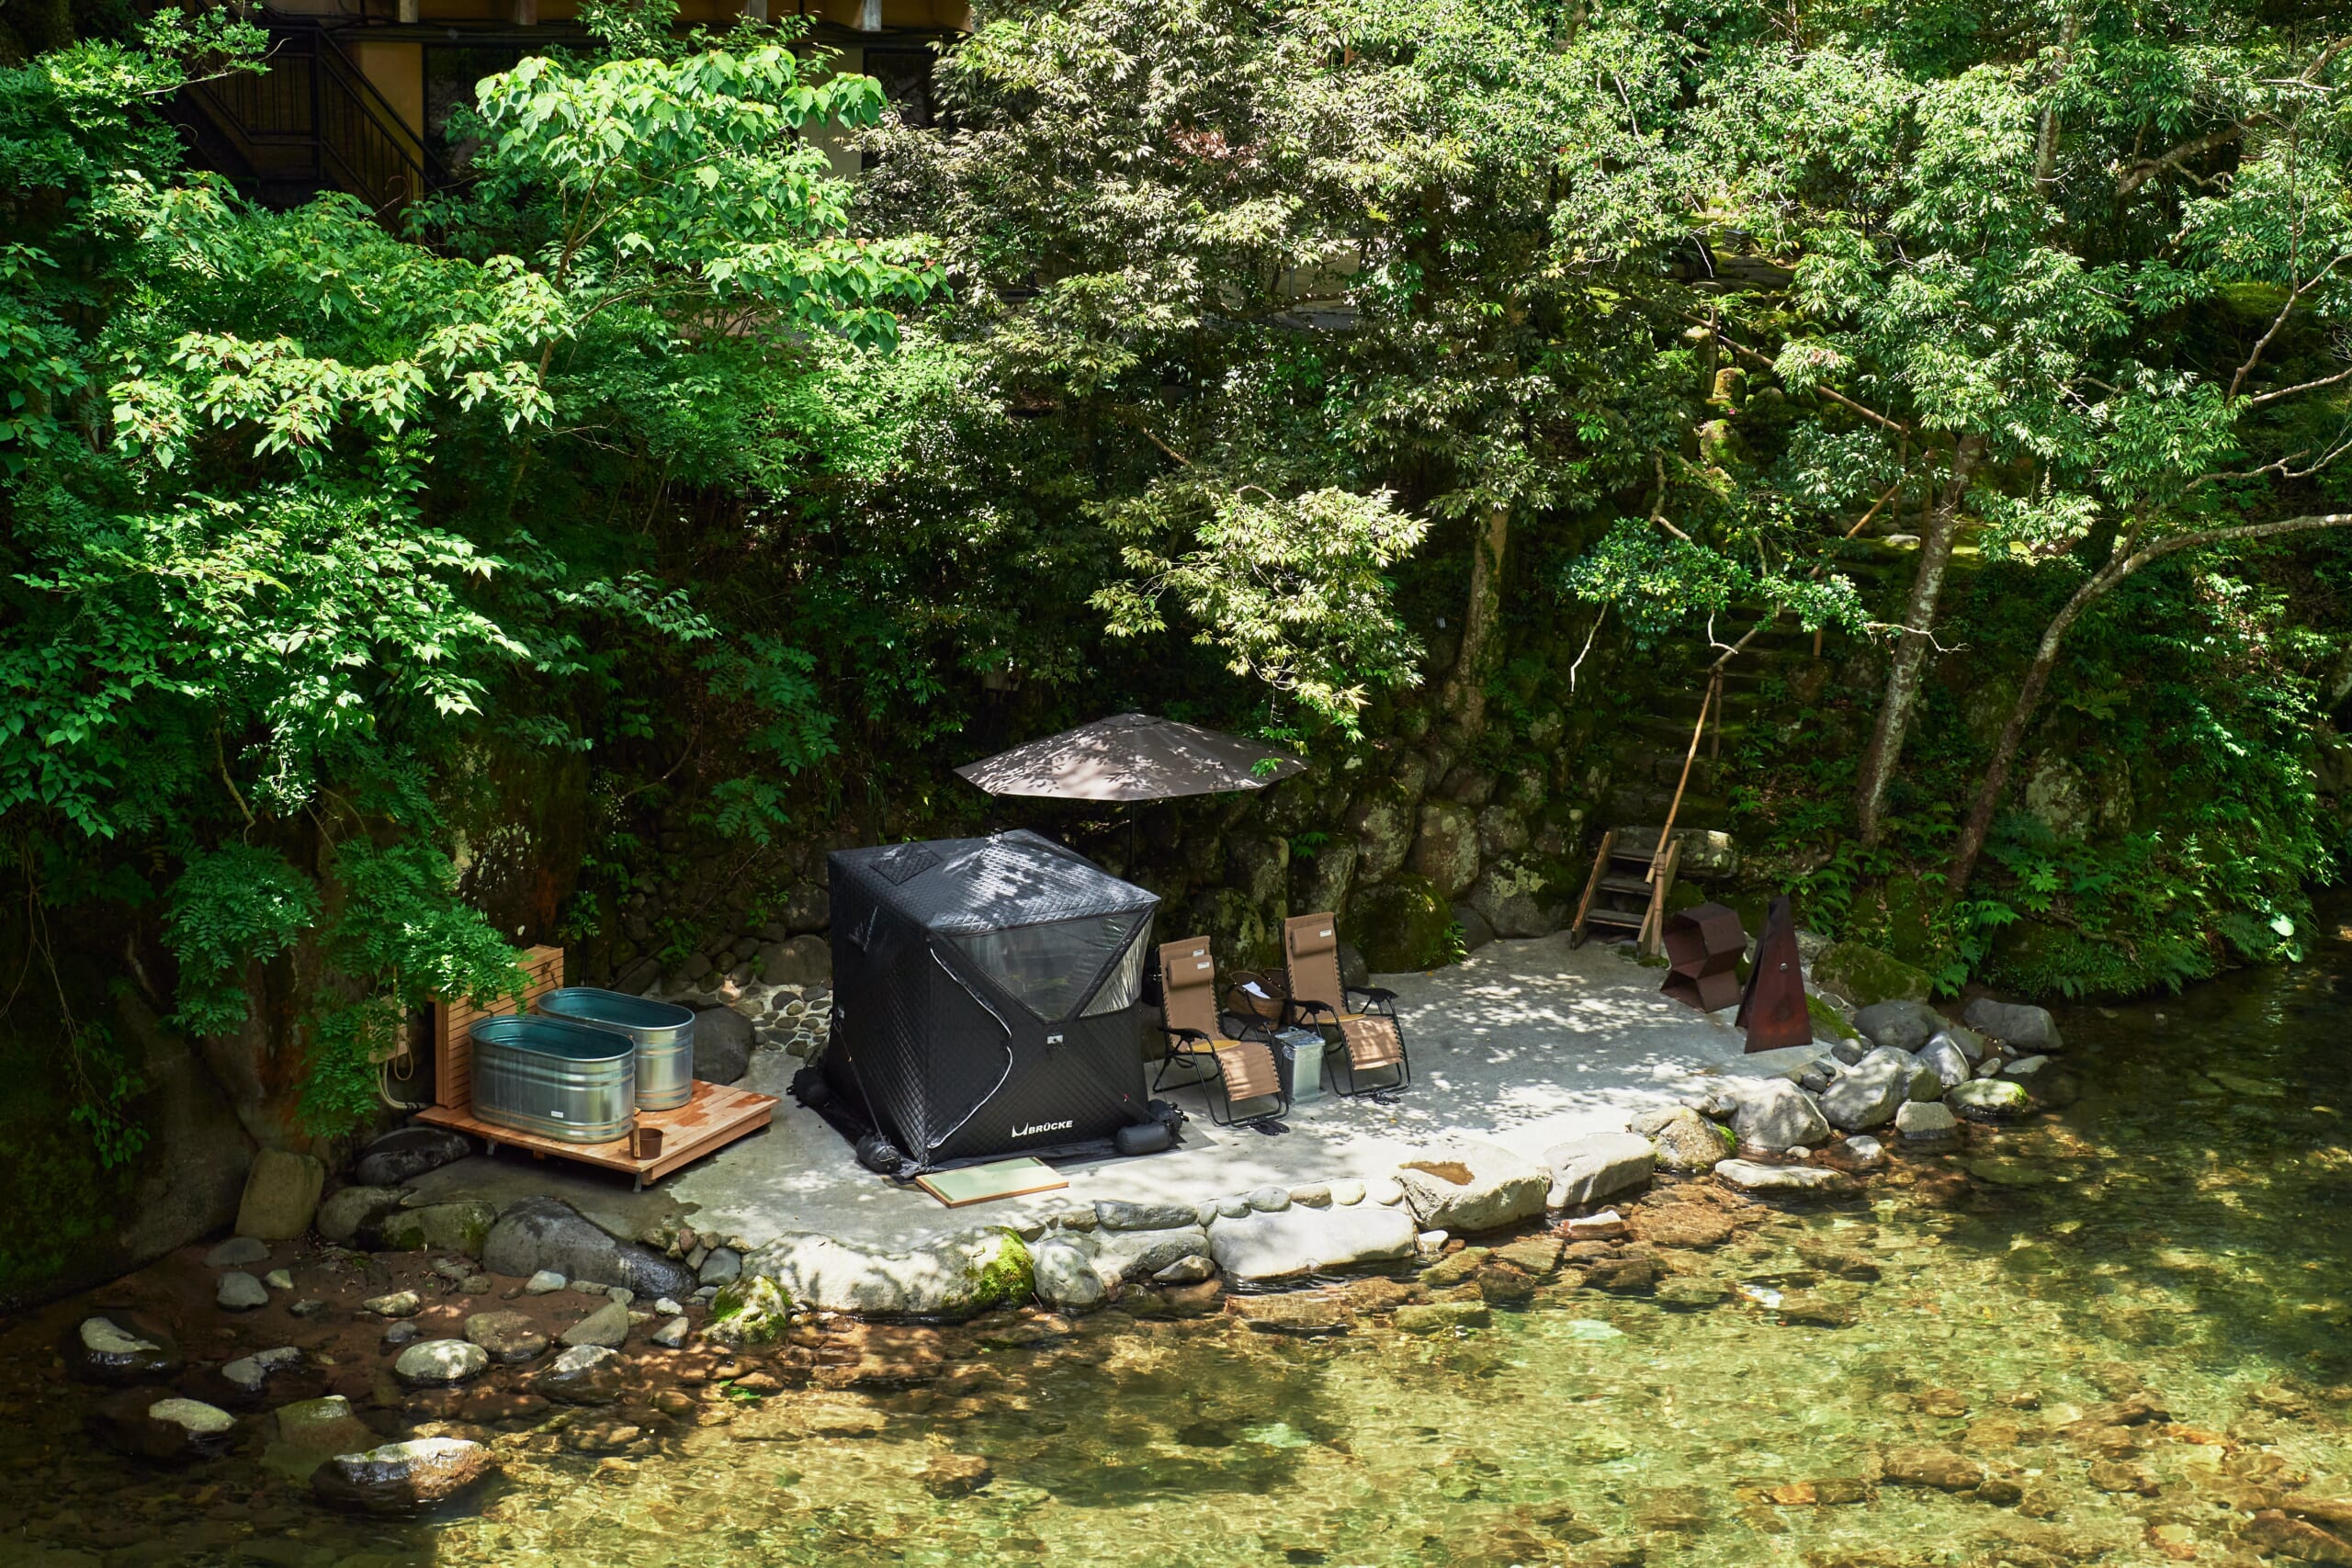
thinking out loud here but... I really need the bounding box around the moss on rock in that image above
[963,1229,1033,1314]
[1352,874,1453,972]
[1811,941,1933,1007]
[704,1273,793,1348]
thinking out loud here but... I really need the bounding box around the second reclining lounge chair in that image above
[1282,912,1409,1097]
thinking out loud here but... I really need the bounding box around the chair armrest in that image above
[1348,986,1397,1008]
[1287,998,1336,1024]
[1165,1026,1212,1051]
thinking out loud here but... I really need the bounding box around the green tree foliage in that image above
[0,10,935,1139]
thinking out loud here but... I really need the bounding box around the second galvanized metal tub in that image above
[469,1016,637,1145]
[534,987,697,1111]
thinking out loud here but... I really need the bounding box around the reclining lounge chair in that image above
[1281,913,1408,1097]
[1153,936,1289,1128]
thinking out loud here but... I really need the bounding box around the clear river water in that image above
[6,939,2350,1568]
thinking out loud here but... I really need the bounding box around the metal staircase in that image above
[172,24,448,219]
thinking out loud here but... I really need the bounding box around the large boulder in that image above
[481,1197,695,1298]
[392,1339,490,1387]
[316,1186,409,1247]
[1394,1142,1549,1233]
[1962,998,2064,1053]
[1820,1047,1915,1132]
[1715,1079,1832,1152]
[1466,862,1559,940]
[1347,795,1414,884]
[559,1301,630,1348]
[378,1199,497,1258]
[687,1003,752,1086]
[1205,1203,1418,1282]
[1812,942,1933,1008]
[352,1127,471,1188]
[1851,999,1946,1053]
[1351,874,1453,972]
[1409,801,1483,899]
[741,1227,1032,1318]
[1544,1133,1656,1209]
[234,1150,325,1242]
[311,1438,493,1515]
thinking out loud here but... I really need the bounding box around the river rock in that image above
[1917,1036,1973,1092]
[1949,1079,2032,1120]
[650,1316,691,1348]
[1883,1446,1985,1492]
[262,1395,379,1482]
[1962,998,2063,1052]
[1646,1108,1733,1173]
[697,1247,743,1286]
[464,1311,548,1363]
[377,1198,497,1257]
[1206,1202,1419,1281]
[2000,1054,2050,1086]
[1394,1142,1549,1233]
[1031,1235,1107,1311]
[1851,999,1945,1053]
[382,1321,420,1347]
[215,1270,269,1310]
[537,1343,625,1404]
[702,1274,791,1348]
[561,1301,631,1348]
[1094,1200,1200,1231]
[1394,1301,1491,1335]
[1841,1135,1886,1168]
[363,1291,422,1318]
[1714,1159,1851,1196]
[235,1149,326,1242]
[482,1196,695,1298]
[1153,1255,1217,1284]
[922,1453,995,1498]
[1928,1025,1989,1063]
[2243,1511,2352,1565]
[1247,1185,1292,1213]
[311,1437,492,1515]
[741,1227,1033,1317]
[204,1235,270,1268]
[1719,1078,1832,1152]
[221,1345,302,1393]
[71,1314,182,1385]
[394,1339,489,1386]
[1895,1101,1959,1143]
[88,1390,235,1461]
[1088,1224,1208,1286]
[1544,1132,1657,1208]
[1821,1047,1914,1131]
[353,1127,472,1188]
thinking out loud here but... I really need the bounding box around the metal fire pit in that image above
[1661,902,1747,1012]
[1738,895,1813,1052]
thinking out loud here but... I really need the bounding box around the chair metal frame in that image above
[1152,936,1290,1128]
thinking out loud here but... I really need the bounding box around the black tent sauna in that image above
[825,831,1160,1168]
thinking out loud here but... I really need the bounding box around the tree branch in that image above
[2117,125,2243,196]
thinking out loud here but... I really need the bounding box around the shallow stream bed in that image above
[8,945,2352,1568]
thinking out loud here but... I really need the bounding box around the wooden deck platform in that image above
[417,1078,778,1190]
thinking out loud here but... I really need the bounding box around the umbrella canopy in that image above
[955,712,1305,802]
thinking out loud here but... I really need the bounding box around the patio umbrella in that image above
[955,712,1305,802]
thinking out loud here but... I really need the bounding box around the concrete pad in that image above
[406,935,1781,1255]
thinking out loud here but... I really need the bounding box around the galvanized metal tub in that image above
[468,1016,637,1145]
[534,987,697,1111]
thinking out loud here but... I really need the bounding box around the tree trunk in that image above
[1854,434,1984,845]
[1947,508,2352,891]
[1441,501,1510,735]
